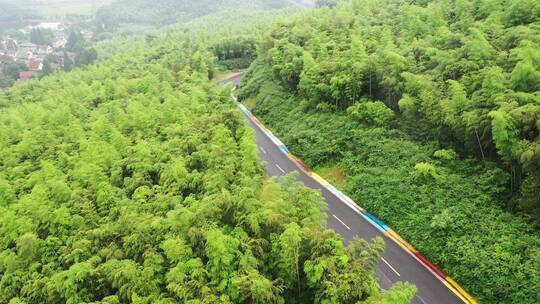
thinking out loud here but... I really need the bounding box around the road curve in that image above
[222,76,466,304]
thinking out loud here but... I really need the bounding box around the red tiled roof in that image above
[28,59,43,71]
[19,71,34,81]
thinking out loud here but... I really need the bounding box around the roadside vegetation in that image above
[238,0,540,303]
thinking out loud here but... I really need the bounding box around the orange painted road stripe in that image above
[386,229,418,253]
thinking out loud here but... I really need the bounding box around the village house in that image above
[83,31,95,41]
[52,36,67,49]
[16,42,37,60]
[28,58,43,71]
[37,22,63,31]
[1,38,18,52]
[1,38,19,57]
[2,20,96,83]
[18,71,34,81]
[54,51,76,66]
[36,44,53,56]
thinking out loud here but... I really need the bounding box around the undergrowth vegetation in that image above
[238,0,540,302]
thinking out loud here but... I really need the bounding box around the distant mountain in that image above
[0,1,37,27]
[96,0,313,28]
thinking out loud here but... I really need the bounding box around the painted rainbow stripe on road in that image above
[236,99,478,304]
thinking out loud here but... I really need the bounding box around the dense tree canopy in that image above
[241,0,540,213]
[4,0,540,303]
[238,0,540,303]
[0,25,415,303]
[180,9,296,71]
[250,0,540,215]
[29,28,53,45]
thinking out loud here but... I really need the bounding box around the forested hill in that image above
[238,0,540,303]
[0,23,419,303]
[96,0,313,29]
[244,0,540,215]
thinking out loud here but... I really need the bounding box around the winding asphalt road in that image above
[224,75,464,304]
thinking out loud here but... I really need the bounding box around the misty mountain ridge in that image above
[96,0,314,28]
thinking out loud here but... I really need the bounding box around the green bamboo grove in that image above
[0,30,416,303]
[238,0,540,303]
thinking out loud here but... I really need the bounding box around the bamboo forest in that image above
[0,0,539,304]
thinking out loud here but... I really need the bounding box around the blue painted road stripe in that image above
[362,211,389,231]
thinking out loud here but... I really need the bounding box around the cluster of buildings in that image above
[0,22,94,81]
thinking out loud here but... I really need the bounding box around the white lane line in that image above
[332,214,351,230]
[381,257,401,277]
[241,103,436,303]
[416,295,428,304]
[275,164,286,174]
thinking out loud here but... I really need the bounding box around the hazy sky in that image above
[0,0,112,5]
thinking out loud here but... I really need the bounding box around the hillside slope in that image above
[238,1,540,303]
[96,0,313,29]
